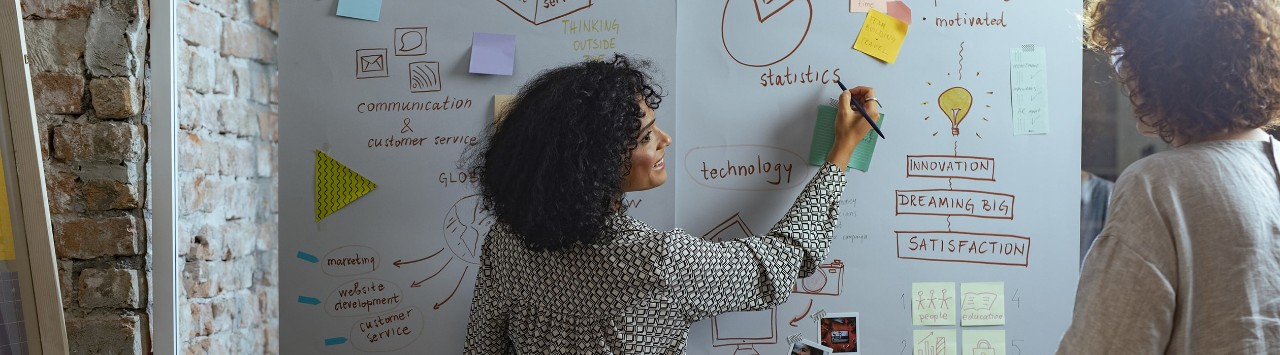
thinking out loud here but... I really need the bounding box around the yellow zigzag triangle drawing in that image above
[315,150,377,221]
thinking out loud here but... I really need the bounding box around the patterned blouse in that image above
[464,163,847,354]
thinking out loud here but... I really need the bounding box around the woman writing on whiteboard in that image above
[1059,0,1280,353]
[463,55,879,353]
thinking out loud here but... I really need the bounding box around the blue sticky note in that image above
[470,33,516,75]
[337,0,382,22]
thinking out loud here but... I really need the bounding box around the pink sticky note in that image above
[887,1,912,25]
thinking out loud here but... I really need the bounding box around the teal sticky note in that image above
[808,104,884,172]
[337,0,382,21]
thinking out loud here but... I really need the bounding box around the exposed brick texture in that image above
[31,72,84,114]
[24,0,279,353]
[89,76,142,119]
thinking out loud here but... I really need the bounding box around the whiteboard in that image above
[280,1,1082,354]
[278,1,677,353]
[676,1,1080,354]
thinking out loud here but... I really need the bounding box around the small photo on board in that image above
[819,312,860,354]
[790,339,834,355]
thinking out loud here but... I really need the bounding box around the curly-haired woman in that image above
[463,55,878,354]
[1058,0,1280,353]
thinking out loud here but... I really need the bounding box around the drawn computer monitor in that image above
[712,308,777,355]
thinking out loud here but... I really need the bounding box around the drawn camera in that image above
[793,259,844,296]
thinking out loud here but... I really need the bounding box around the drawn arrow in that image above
[297,296,321,305]
[324,337,347,346]
[410,258,453,288]
[789,299,814,326]
[433,266,470,309]
[394,247,445,268]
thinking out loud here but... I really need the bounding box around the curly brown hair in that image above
[467,55,663,251]
[1085,0,1280,143]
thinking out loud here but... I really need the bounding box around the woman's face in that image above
[620,100,671,192]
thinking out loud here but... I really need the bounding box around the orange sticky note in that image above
[853,9,909,64]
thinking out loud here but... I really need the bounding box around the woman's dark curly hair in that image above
[468,55,663,251]
[1086,0,1280,142]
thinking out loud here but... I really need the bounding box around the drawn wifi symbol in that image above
[409,61,442,93]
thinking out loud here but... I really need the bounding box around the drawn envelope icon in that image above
[356,48,389,79]
[360,55,384,71]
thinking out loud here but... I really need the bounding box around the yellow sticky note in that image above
[960,282,1006,326]
[315,150,377,221]
[912,282,956,326]
[853,9,909,64]
[494,95,516,122]
[914,329,957,355]
[963,330,1006,355]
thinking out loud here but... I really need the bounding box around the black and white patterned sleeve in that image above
[463,233,511,354]
[664,163,847,321]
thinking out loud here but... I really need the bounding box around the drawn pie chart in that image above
[721,0,813,67]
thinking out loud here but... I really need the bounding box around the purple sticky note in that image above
[470,33,516,75]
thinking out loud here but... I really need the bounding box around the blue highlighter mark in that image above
[297,296,321,305]
[324,337,348,346]
[297,251,319,263]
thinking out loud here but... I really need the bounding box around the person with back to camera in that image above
[1058,0,1280,353]
[462,54,880,354]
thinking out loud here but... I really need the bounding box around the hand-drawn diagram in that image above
[793,259,844,296]
[939,87,973,136]
[409,61,443,93]
[444,194,494,263]
[394,27,428,56]
[920,42,996,138]
[972,340,996,355]
[496,0,593,26]
[396,194,494,309]
[896,42,1030,267]
[712,308,778,353]
[911,282,954,326]
[702,212,754,242]
[913,330,955,355]
[356,48,389,79]
[788,299,814,327]
[962,330,1006,355]
[962,292,997,311]
[721,0,812,67]
[960,282,1006,325]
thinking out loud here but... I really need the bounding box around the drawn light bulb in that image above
[938,87,973,136]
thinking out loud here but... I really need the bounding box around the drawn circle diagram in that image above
[443,194,494,264]
[799,270,827,292]
[721,0,813,67]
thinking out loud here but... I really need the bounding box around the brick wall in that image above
[22,0,280,353]
[175,0,279,353]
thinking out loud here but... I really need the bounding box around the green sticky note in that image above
[809,104,884,171]
[911,282,956,326]
[960,282,1006,326]
[963,330,1006,355]
[913,329,957,355]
